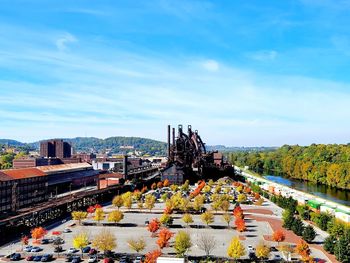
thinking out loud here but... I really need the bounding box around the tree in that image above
[21,236,29,250]
[227,237,246,261]
[334,230,350,262]
[144,195,156,212]
[127,237,146,253]
[112,195,123,209]
[295,240,311,261]
[123,195,133,210]
[157,181,163,189]
[147,218,160,237]
[222,213,232,227]
[233,205,244,219]
[94,208,105,223]
[156,228,173,249]
[92,229,116,253]
[255,241,270,260]
[235,218,246,232]
[73,232,89,255]
[198,233,217,257]
[133,190,142,201]
[137,200,143,211]
[182,214,193,226]
[302,225,316,243]
[211,200,222,213]
[221,200,230,212]
[107,210,124,224]
[170,184,178,192]
[159,213,173,226]
[144,249,162,263]
[180,197,191,212]
[31,227,47,243]
[87,206,95,216]
[291,217,305,236]
[272,229,286,245]
[237,194,247,203]
[151,183,157,190]
[174,231,192,257]
[201,210,214,226]
[71,211,88,225]
[163,179,170,187]
[323,235,336,254]
[282,210,294,229]
[192,194,205,211]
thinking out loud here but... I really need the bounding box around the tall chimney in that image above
[172,127,175,146]
[123,155,128,179]
[167,125,171,158]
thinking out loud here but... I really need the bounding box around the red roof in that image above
[0,168,46,181]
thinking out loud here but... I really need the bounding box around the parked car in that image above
[26,256,35,261]
[88,256,98,263]
[88,249,97,255]
[31,247,43,253]
[24,246,33,252]
[133,256,142,263]
[274,255,282,260]
[65,255,73,262]
[41,239,50,245]
[10,253,21,261]
[67,248,78,253]
[71,256,81,263]
[248,245,255,252]
[33,256,42,262]
[41,254,53,262]
[270,246,278,252]
[63,228,72,233]
[119,256,128,263]
[82,246,91,253]
[103,258,113,263]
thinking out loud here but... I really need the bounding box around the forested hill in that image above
[229,144,350,190]
[1,137,167,156]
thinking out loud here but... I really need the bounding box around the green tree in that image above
[174,231,192,257]
[282,210,294,229]
[323,235,336,254]
[291,217,305,236]
[302,225,316,243]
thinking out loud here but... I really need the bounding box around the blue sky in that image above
[1,0,350,146]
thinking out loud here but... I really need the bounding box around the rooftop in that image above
[0,168,46,181]
[36,163,92,174]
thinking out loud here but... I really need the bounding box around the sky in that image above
[1,0,350,146]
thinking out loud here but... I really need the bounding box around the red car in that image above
[26,256,34,261]
[103,258,113,263]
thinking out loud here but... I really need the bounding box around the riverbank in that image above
[234,166,350,212]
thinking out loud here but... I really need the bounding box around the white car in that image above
[68,248,78,253]
[133,256,142,263]
[63,228,72,233]
[88,256,98,263]
[248,245,255,252]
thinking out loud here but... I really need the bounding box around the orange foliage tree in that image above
[144,249,162,263]
[157,181,163,189]
[151,183,157,190]
[272,229,286,245]
[254,192,261,200]
[235,218,246,232]
[156,228,174,249]
[233,205,244,219]
[31,227,47,243]
[190,181,206,198]
[87,206,95,215]
[163,179,170,187]
[141,186,148,194]
[147,218,160,237]
[296,240,311,261]
[164,206,173,215]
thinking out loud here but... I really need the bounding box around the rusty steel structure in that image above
[162,124,222,183]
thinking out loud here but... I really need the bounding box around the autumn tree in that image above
[151,182,157,190]
[127,237,146,253]
[92,229,116,253]
[71,211,88,225]
[122,193,133,211]
[272,229,286,245]
[144,195,156,212]
[31,227,47,243]
[182,214,193,226]
[295,240,311,261]
[255,241,270,260]
[73,231,89,255]
[133,190,142,201]
[144,249,162,263]
[174,231,192,257]
[107,210,124,224]
[201,210,215,226]
[156,228,173,249]
[21,236,29,250]
[221,200,230,212]
[137,200,143,211]
[211,199,222,213]
[222,213,232,227]
[147,218,160,237]
[233,205,244,219]
[157,181,163,189]
[237,194,247,203]
[112,195,123,209]
[180,197,191,212]
[227,237,246,261]
[192,194,205,211]
[87,206,95,216]
[94,208,105,223]
[159,213,173,226]
[198,233,217,257]
[235,218,246,232]
[163,179,170,187]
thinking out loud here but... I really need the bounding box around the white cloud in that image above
[248,50,278,61]
[55,33,77,51]
[202,59,219,71]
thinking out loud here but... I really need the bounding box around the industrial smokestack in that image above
[172,127,175,146]
[167,125,171,158]
[123,155,128,179]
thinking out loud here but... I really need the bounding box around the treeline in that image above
[229,144,350,189]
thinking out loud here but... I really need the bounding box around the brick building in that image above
[40,139,71,158]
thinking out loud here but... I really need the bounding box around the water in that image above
[264,174,350,207]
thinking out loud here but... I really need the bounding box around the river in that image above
[263,174,350,207]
